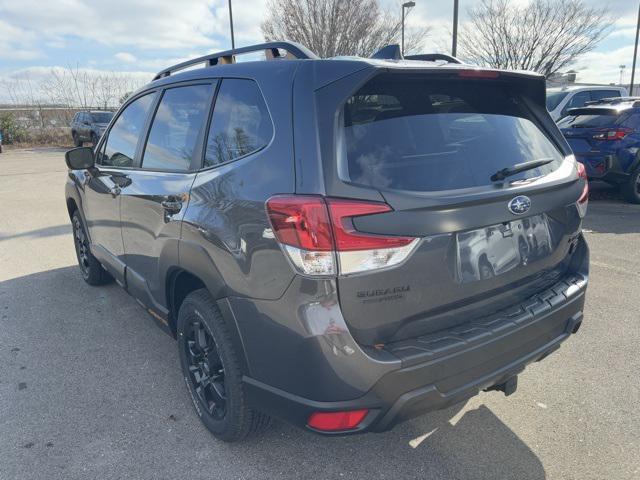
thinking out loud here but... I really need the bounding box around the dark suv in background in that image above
[70,110,114,147]
[64,42,589,442]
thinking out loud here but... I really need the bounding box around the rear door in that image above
[311,69,585,345]
[119,82,215,309]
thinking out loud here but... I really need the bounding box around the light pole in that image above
[631,2,640,95]
[620,65,627,87]
[452,0,459,57]
[228,0,235,51]
[401,1,416,56]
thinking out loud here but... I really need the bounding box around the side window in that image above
[102,93,155,168]
[566,91,591,110]
[141,84,213,171]
[204,79,273,167]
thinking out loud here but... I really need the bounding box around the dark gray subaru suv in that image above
[64,42,589,442]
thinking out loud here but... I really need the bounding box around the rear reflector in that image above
[266,195,419,276]
[576,161,589,218]
[457,69,500,79]
[307,409,369,431]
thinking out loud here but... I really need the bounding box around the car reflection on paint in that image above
[456,214,553,282]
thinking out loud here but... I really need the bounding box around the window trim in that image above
[138,80,218,173]
[198,77,275,172]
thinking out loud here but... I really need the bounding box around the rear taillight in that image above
[266,195,419,276]
[307,409,369,432]
[576,161,589,218]
[592,128,631,141]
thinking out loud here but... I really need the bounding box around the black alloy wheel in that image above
[184,319,227,420]
[71,211,112,285]
[72,213,91,279]
[177,289,270,442]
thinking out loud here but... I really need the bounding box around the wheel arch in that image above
[166,265,250,374]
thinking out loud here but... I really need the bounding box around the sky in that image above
[0,0,638,99]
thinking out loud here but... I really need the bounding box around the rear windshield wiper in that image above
[490,158,554,182]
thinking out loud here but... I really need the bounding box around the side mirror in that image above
[65,147,95,169]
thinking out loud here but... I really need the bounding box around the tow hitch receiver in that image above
[485,375,518,396]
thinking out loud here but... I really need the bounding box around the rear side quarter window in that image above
[204,79,273,168]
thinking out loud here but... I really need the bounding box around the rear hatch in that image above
[558,107,626,176]
[314,68,585,345]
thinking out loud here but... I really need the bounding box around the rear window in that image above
[339,75,564,192]
[90,112,114,123]
[557,109,620,129]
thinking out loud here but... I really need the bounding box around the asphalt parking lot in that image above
[1,148,638,480]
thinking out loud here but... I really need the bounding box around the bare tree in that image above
[458,0,613,77]
[261,0,429,58]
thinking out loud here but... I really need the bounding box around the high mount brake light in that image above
[457,69,500,79]
[576,162,589,218]
[591,128,631,141]
[266,195,419,276]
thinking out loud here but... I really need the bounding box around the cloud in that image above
[0,0,637,88]
[572,45,636,85]
[115,52,137,63]
[0,19,41,60]
[0,0,222,53]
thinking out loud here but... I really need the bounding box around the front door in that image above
[84,92,157,283]
[119,83,214,310]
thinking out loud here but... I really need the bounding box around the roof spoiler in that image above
[370,45,463,64]
[153,41,318,80]
[404,53,463,64]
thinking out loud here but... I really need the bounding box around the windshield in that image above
[91,112,114,123]
[339,76,564,192]
[546,91,569,111]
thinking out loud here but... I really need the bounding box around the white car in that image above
[546,85,628,121]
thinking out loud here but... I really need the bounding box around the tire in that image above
[90,132,99,146]
[71,211,112,285]
[621,166,640,204]
[177,289,270,442]
[72,132,82,147]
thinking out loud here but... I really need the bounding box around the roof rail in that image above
[404,53,463,64]
[153,41,318,80]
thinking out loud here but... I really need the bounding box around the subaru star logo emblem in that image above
[508,196,531,215]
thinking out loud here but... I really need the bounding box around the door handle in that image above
[161,199,183,213]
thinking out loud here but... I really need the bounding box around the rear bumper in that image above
[244,272,587,434]
[575,153,630,183]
